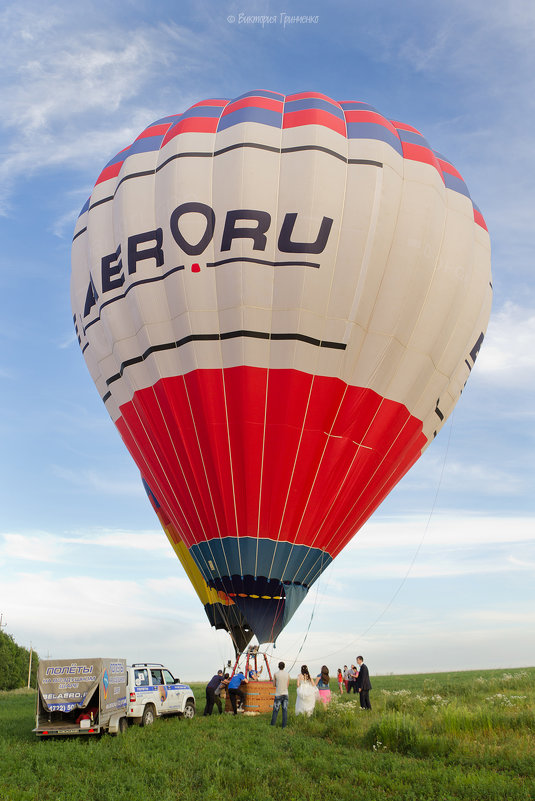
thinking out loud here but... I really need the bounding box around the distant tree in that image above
[0,629,39,690]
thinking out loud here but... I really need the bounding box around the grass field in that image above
[1,667,534,801]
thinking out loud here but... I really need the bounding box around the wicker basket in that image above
[225,680,275,714]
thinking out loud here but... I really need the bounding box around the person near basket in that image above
[270,661,290,728]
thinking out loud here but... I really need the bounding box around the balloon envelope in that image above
[71,90,492,645]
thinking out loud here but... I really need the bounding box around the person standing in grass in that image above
[295,665,318,716]
[337,668,344,695]
[270,661,290,728]
[343,664,350,693]
[228,671,248,714]
[203,669,224,716]
[356,656,372,709]
[315,666,331,706]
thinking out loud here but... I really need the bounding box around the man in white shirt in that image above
[270,661,290,728]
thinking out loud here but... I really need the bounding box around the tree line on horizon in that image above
[0,629,39,690]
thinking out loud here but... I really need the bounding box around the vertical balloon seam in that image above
[374,144,451,434]
[278,104,393,581]
[121,403,204,554]
[302,112,428,553]
[318,409,422,559]
[342,155,385,345]
[106,134,226,578]
[181,106,250,608]
[300,124,439,558]
[254,93,285,580]
[149,388,216,554]
[293,394,403,579]
[212,97,248,587]
[162,131,236,580]
[122,117,244,616]
[332,419,424,557]
[277,96,351,587]
[263,94,305,587]
[265,159,313,582]
[132,143,198,567]
[290,120,406,568]
[266,96,342,587]
[205,98,248,607]
[291,434,367,584]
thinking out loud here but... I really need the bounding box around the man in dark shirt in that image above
[204,670,224,716]
[356,656,372,709]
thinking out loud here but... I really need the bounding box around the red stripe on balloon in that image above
[115,367,427,563]
[95,161,123,185]
[400,142,443,178]
[283,109,346,136]
[343,109,399,135]
[473,207,488,231]
[222,96,284,115]
[162,116,220,145]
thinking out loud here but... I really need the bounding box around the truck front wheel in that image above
[141,705,155,727]
[183,701,195,719]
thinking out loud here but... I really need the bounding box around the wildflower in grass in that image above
[372,739,387,752]
[485,692,527,708]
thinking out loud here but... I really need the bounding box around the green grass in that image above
[1,668,534,800]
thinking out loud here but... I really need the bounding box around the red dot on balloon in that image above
[191,263,201,273]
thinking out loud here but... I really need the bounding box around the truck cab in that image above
[126,663,195,725]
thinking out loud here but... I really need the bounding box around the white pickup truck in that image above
[126,663,196,725]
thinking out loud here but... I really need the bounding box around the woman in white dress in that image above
[295,664,318,716]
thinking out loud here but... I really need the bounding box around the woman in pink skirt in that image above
[315,666,331,706]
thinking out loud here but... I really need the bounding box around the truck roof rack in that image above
[131,663,165,668]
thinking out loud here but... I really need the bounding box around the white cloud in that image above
[1,570,218,676]
[67,529,172,553]
[51,465,145,496]
[350,514,535,549]
[1,532,63,563]
[475,301,535,386]
[0,5,222,214]
[402,451,528,496]
[0,527,172,571]
[2,513,534,678]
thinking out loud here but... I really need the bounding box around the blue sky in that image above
[1,0,534,681]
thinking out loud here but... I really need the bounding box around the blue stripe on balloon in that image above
[395,128,431,148]
[179,105,226,120]
[339,101,380,112]
[284,97,345,118]
[191,537,331,587]
[233,89,285,101]
[124,135,166,156]
[78,198,90,217]
[443,172,471,198]
[147,113,183,126]
[345,122,403,155]
[217,107,283,131]
[104,150,129,168]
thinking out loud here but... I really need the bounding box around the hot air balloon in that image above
[71,90,492,647]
